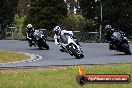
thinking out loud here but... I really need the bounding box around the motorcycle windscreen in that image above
[112,32,122,42]
[60,34,69,44]
[33,30,42,37]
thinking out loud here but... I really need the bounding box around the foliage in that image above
[0,0,19,39]
[14,15,25,29]
[80,0,97,19]
[24,0,67,30]
[17,0,30,17]
[61,14,98,32]
[79,0,132,35]
[103,0,132,35]
[13,15,26,38]
[61,14,85,31]
[0,0,18,24]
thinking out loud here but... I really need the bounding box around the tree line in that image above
[0,0,132,39]
[0,0,18,39]
[24,0,132,35]
[80,0,132,35]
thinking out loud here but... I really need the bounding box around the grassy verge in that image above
[0,50,30,63]
[0,64,131,88]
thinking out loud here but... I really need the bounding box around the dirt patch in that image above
[0,63,131,71]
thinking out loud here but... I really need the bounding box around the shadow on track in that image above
[108,53,131,56]
[27,48,49,51]
[61,57,84,60]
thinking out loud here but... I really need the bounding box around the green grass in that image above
[0,64,131,88]
[0,50,30,63]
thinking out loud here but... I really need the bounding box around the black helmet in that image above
[105,25,112,30]
[105,25,114,34]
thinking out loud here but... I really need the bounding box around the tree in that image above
[24,0,67,30]
[0,0,18,39]
[17,0,30,17]
[79,0,132,35]
[80,0,97,19]
[103,0,132,34]
[61,14,86,31]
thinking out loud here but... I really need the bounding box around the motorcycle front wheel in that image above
[42,39,49,50]
[121,43,131,55]
[69,46,81,59]
[38,39,49,50]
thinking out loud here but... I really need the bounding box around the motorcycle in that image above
[32,30,49,50]
[110,31,131,55]
[60,33,84,59]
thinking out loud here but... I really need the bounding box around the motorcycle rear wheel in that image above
[42,41,49,50]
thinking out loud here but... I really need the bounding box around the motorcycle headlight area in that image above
[124,37,127,40]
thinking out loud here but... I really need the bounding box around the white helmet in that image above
[27,24,33,28]
[53,26,61,35]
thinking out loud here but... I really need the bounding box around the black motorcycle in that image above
[110,32,131,55]
[32,30,49,50]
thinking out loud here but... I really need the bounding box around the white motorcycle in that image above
[60,33,84,59]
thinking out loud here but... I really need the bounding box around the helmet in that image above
[27,24,33,29]
[53,26,61,35]
[105,25,112,30]
[105,25,114,34]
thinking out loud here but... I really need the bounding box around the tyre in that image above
[43,43,49,50]
[38,39,49,50]
[121,43,131,55]
[41,42,49,50]
[69,46,81,59]
[80,54,84,58]
[76,76,86,85]
[125,51,131,55]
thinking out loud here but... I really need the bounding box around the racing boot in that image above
[109,43,118,52]
[60,46,66,52]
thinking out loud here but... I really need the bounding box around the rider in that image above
[53,25,80,52]
[26,24,35,47]
[105,25,115,50]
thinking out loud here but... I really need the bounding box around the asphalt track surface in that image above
[0,40,132,67]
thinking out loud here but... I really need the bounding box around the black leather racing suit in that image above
[26,28,35,46]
